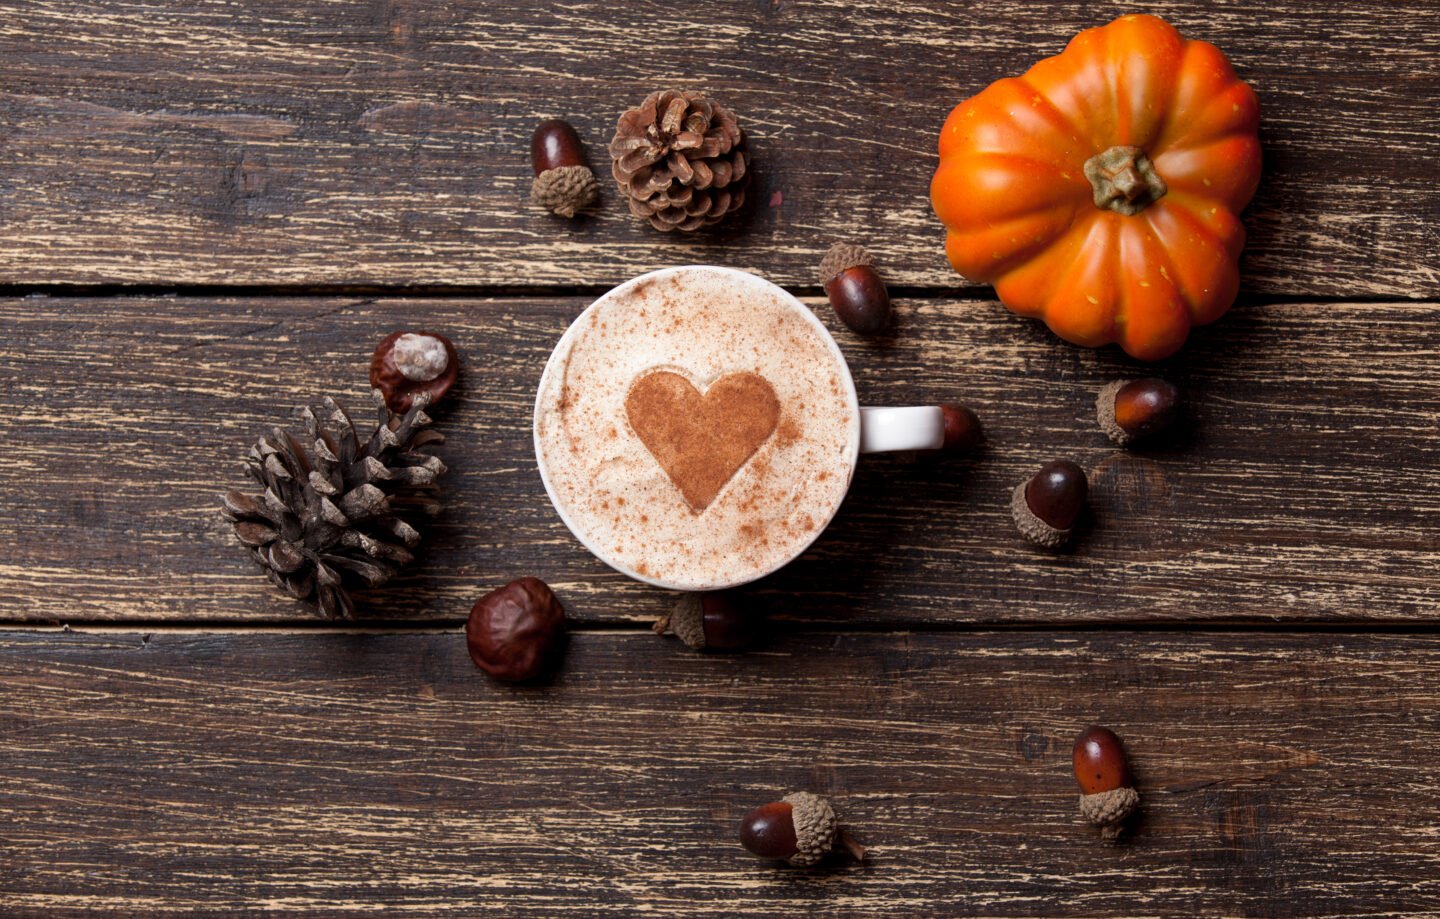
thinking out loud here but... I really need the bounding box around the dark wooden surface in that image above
[4,629,1440,917]
[2,0,1439,915]
[4,296,1437,625]
[0,0,1436,293]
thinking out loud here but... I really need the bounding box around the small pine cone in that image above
[221,391,446,618]
[609,90,749,232]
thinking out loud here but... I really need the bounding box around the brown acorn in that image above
[1073,725,1140,840]
[737,792,865,866]
[653,592,762,652]
[530,119,599,218]
[1097,378,1179,446]
[819,242,891,335]
[938,403,983,453]
[1011,460,1088,548]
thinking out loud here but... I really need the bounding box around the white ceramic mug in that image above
[533,265,944,591]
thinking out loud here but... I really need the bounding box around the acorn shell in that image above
[819,242,874,285]
[1010,480,1072,548]
[782,791,838,866]
[1078,786,1140,840]
[531,165,599,218]
[667,593,707,650]
[1096,379,1133,446]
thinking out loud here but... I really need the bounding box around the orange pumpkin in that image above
[930,15,1261,360]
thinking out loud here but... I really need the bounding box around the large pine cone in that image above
[221,392,445,618]
[610,90,749,232]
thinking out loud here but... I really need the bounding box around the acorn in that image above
[939,403,983,453]
[738,792,865,866]
[1011,460,1088,548]
[1073,725,1140,840]
[653,592,763,652]
[819,242,891,335]
[530,119,600,218]
[370,330,460,414]
[1097,378,1180,446]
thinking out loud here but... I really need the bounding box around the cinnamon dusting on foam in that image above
[624,369,780,512]
[535,269,856,590]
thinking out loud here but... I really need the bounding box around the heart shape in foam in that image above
[625,370,781,512]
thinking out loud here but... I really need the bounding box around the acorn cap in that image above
[665,593,706,650]
[1011,480,1072,548]
[1096,379,1133,446]
[1078,786,1140,840]
[782,791,838,866]
[531,164,600,218]
[819,242,874,285]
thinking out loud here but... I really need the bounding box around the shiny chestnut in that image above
[465,577,567,682]
[371,330,459,414]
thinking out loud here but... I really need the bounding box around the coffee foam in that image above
[535,268,858,590]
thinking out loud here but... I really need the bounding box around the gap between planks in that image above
[0,285,1435,305]
[12,621,1440,636]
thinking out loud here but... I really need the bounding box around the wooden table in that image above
[2,2,1437,915]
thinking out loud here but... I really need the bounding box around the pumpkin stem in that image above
[1084,145,1167,216]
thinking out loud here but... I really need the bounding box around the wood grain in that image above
[0,0,1436,293]
[3,295,1436,625]
[1,627,1438,917]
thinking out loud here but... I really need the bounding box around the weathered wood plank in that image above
[0,628,1437,916]
[0,0,1436,293]
[2,296,1436,624]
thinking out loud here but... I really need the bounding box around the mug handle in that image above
[859,406,945,454]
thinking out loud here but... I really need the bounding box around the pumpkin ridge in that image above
[1039,214,1121,347]
[1010,76,1091,157]
[944,78,1093,171]
[945,202,1083,280]
[1120,216,1189,349]
[1142,198,1242,328]
[1151,137,1262,212]
[1151,41,1258,153]
[994,216,1094,319]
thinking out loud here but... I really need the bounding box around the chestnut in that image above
[371,330,459,414]
[653,592,764,652]
[1073,725,1140,840]
[530,119,599,218]
[1097,378,1179,446]
[465,577,567,682]
[738,792,865,866]
[819,242,891,335]
[1011,460,1088,548]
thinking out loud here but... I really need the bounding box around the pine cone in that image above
[610,90,749,232]
[222,391,446,618]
